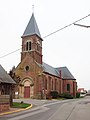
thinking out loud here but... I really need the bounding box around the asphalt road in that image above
[0,96,90,120]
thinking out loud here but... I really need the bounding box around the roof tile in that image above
[0,65,16,84]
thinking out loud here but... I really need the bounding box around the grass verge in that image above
[12,102,31,109]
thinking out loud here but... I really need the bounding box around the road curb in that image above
[0,104,33,116]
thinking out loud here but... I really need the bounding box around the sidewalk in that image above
[0,98,59,116]
[0,107,21,116]
[0,99,47,116]
[13,99,47,106]
[0,99,35,116]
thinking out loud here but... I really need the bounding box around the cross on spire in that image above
[32,5,34,14]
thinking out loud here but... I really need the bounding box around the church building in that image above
[12,13,77,99]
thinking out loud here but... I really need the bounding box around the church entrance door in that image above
[24,86,30,98]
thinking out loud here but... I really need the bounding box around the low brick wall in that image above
[0,95,10,112]
[0,103,9,112]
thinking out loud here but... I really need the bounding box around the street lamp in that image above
[74,23,90,28]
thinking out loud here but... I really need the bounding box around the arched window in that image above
[26,42,28,51]
[52,80,53,90]
[45,79,47,90]
[26,41,31,51]
[67,84,70,91]
[29,42,31,50]
[55,79,57,90]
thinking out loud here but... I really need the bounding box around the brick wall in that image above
[0,103,9,112]
[0,95,10,112]
[63,79,77,97]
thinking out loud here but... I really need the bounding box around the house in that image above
[0,65,15,95]
[78,88,87,97]
[11,13,77,99]
[0,65,16,112]
[87,90,90,96]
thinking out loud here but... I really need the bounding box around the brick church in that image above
[12,13,77,99]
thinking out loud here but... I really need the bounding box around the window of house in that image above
[67,84,70,91]
[26,41,31,51]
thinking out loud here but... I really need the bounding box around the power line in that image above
[43,14,90,38]
[0,14,90,59]
[0,48,21,59]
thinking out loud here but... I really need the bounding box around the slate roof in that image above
[42,62,59,77]
[0,65,16,84]
[22,13,41,39]
[42,62,76,80]
[56,67,76,80]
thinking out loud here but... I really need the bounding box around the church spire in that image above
[21,12,43,64]
[22,13,41,39]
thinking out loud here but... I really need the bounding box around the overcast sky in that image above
[0,0,90,90]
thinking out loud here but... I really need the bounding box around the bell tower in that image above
[21,13,43,64]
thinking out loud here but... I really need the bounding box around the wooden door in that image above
[24,86,30,98]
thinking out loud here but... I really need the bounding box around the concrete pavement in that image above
[13,98,48,106]
[0,99,52,116]
[0,96,90,120]
[68,96,90,120]
[13,97,90,120]
[0,98,61,116]
[0,103,32,116]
